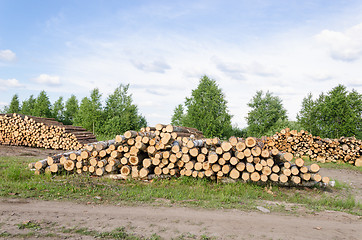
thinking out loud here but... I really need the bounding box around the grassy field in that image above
[0,156,361,216]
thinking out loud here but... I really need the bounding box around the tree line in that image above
[2,76,361,139]
[170,76,361,139]
[2,84,146,137]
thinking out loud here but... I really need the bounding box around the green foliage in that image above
[74,97,95,132]
[246,90,287,137]
[52,97,65,122]
[230,124,247,138]
[102,84,147,135]
[297,93,314,132]
[21,95,36,116]
[171,104,185,126]
[138,115,147,129]
[182,75,233,138]
[297,85,362,139]
[63,95,79,125]
[17,221,41,230]
[8,94,21,114]
[73,88,104,133]
[264,119,303,136]
[33,91,52,118]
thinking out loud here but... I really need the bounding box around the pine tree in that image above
[171,104,185,126]
[21,95,36,116]
[52,97,65,122]
[8,94,20,113]
[33,91,52,118]
[64,95,79,125]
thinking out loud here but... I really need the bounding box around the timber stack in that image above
[30,124,330,187]
[263,128,362,167]
[0,113,97,150]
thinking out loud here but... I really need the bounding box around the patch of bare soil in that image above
[0,145,63,159]
[0,199,361,240]
[319,168,362,202]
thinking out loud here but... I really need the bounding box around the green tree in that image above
[21,95,36,115]
[246,91,287,137]
[171,104,185,126]
[8,94,20,113]
[102,84,147,136]
[182,75,232,138]
[296,93,316,133]
[264,119,302,136]
[230,124,247,138]
[33,91,52,118]
[74,97,93,131]
[74,88,103,133]
[348,89,362,139]
[52,96,65,122]
[138,115,147,129]
[297,85,362,138]
[64,95,79,125]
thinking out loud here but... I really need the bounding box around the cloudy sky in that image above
[1,0,362,128]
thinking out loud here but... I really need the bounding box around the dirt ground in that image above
[0,145,361,239]
[0,198,361,240]
[0,144,63,159]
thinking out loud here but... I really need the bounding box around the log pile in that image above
[30,124,330,186]
[263,128,362,166]
[0,113,97,150]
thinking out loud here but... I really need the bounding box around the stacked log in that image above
[0,113,97,150]
[30,124,330,186]
[263,128,362,166]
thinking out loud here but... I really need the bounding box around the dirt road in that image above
[0,198,361,240]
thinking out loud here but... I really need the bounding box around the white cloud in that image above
[346,79,362,87]
[212,57,246,81]
[131,59,171,73]
[0,49,16,62]
[308,72,334,81]
[247,61,280,77]
[212,57,279,81]
[33,74,61,86]
[0,78,23,89]
[267,86,299,96]
[316,23,362,61]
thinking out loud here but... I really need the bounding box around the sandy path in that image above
[320,168,362,202]
[0,198,361,240]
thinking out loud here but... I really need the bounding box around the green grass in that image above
[17,221,41,230]
[0,156,361,216]
[10,222,162,240]
[61,226,145,239]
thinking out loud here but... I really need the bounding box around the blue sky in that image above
[1,0,362,128]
